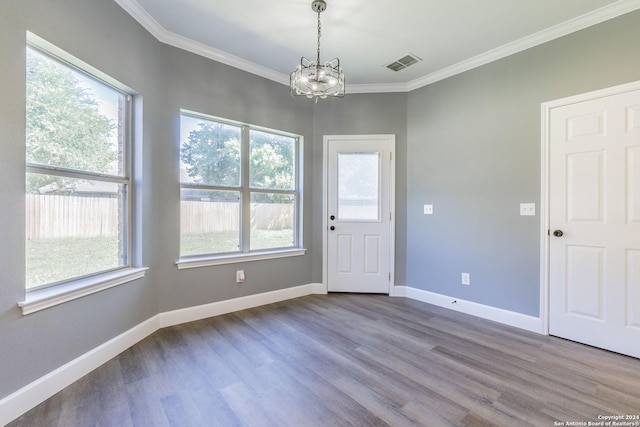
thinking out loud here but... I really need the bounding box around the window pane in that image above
[180,189,240,256]
[250,193,295,251]
[26,48,125,176]
[249,130,295,190]
[180,115,241,187]
[26,174,126,289]
[338,152,380,221]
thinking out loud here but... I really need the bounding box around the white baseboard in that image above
[0,316,159,427]
[158,283,319,328]
[311,282,326,294]
[1,283,543,425]
[398,286,544,334]
[389,284,406,297]
[0,283,320,426]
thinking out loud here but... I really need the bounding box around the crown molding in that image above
[346,83,408,94]
[113,0,289,86]
[115,0,640,94]
[406,0,640,92]
[161,31,290,85]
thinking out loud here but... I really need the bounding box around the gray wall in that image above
[3,0,640,406]
[0,0,314,400]
[149,44,315,313]
[406,10,640,316]
[311,94,408,285]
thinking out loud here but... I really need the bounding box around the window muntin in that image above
[25,46,131,290]
[179,112,300,257]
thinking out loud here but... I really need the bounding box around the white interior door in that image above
[325,135,394,293]
[548,87,640,358]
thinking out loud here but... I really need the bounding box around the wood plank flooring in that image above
[8,294,640,426]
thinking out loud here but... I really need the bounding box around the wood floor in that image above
[8,294,640,426]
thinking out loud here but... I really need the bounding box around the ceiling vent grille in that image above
[385,53,422,72]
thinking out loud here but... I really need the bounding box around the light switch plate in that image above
[424,204,433,215]
[520,203,535,216]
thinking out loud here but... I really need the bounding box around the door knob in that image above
[553,230,564,237]
[330,215,335,220]
[330,226,335,231]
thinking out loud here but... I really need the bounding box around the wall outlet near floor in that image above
[461,272,470,285]
[236,270,245,283]
[424,204,433,215]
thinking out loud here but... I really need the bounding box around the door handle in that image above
[553,230,564,237]
[330,226,335,231]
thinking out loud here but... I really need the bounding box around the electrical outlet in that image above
[424,204,433,215]
[520,203,535,216]
[236,270,245,283]
[461,272,470,285]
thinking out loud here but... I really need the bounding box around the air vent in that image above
[385,53,422,72]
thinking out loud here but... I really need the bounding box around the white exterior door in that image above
[548,87,640,358]
[324,135,394,293]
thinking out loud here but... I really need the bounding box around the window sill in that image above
[176,248,307,270]
[18,267,148,315]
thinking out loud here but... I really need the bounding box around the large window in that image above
[25,45,131,290]
[179,112,300,258]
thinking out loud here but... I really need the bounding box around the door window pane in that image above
[180,189,240,256]
[338,152,380,221]
[250,193,295,251]
[26,175,126,289]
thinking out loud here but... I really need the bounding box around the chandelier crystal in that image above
[290,0,345,101]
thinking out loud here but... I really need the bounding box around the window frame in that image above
[21,35,145,309]
[177,110,305,268]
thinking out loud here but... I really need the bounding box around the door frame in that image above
[321,134,396,295]
[540,79,640,335]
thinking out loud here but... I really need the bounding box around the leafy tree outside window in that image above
[179,113,300,257]
[25,45,131,289]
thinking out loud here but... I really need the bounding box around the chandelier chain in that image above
[316,10,322,65]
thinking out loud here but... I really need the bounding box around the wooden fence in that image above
[26,194,293,239]
[26,194,119,239]
[180,200,293,233]
[180,200,239,233]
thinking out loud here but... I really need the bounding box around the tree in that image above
[26,49,116,192]
[181,125,295,202]
[180,122,241,187]
[249,131,294,191]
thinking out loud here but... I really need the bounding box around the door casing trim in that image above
[321,134,396,295]
[540,79,640,335]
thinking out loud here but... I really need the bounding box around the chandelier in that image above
[290,0,345,101]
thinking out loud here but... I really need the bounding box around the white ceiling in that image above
[114,0,640,92]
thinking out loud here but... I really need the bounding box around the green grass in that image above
[180,230,240,256]
[180,229,294,256]
[26,229,295,289]
[249,228,294,251]
[26,236,121,289]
